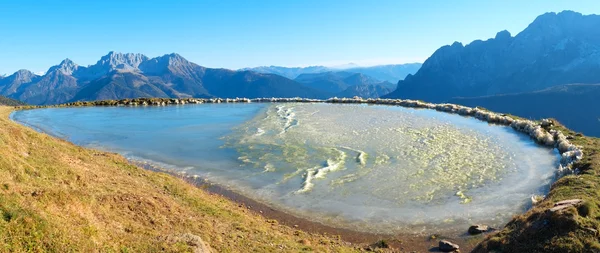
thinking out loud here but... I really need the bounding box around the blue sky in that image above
[1,0,599,75]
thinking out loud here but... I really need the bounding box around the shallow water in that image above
[12,103,558,235]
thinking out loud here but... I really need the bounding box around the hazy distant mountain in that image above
[0,52,327,105]
[450,84,600,137]
[242,66,330,79]
[343,63,422,83]
[385,11,600,102]
[337,84,392,99]
[294,71,394,98]
[245,63,421,82]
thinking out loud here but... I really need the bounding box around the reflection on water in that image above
[12,103,558,235]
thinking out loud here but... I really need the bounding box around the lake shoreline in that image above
[11,97,590,252]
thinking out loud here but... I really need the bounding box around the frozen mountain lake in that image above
[12,103,558,235]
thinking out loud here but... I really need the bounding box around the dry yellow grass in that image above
[0,106,359,253]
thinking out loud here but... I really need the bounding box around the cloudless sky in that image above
[1,0,600,75]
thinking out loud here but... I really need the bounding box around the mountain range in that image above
[243,63,422,82]
[2,10,599,136]
[381,10,600,136]
[385,11,600,102]
[0,52,413,105]
[294,71,396,98]
[0,52,323,105]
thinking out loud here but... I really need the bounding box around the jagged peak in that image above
[450,41,464,47]
[4,69,38,82]
[534,10,582,21]
[495,30,512,40]
[96,51,149,69]
[154,53,189,63]
[102,51,147,58]
[151,53,193,67]
[527,10,586,31]
[14,69,36,77]
[60,58,75,65]
[47,58,79,75]
[137,53,198,76]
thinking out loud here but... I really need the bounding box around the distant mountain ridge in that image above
[0,52,330,105]
[244,63,422,82]
[385,11,600,102]
[294,71,395,98]
[1,52,407,105]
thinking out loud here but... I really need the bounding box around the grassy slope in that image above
[0,106,357,252]
[474,122,600,253]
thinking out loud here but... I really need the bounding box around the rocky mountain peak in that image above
[14,69,37,79]
[138,53,197,76]
[47,58,79,75]
[162,53,190,66]
[520,10,597,40]
[81,52,150,79]
[97,51,148,70]
[495,30,512,40]
[531,11,583,27]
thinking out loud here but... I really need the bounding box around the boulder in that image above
[541,119,554,128]
[468,224,489,235]
[439,240,459,252]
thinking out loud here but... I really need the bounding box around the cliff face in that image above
[385,11,600,102]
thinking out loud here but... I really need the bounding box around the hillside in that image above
[0,96,26,106]
[450,84,600,137]
[385,11,600,102]
[0,52,328,105]
[0,106,357,252]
